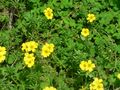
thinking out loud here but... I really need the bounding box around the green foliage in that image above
[1,0,120,89]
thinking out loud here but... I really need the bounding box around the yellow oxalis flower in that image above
[41,43,55,57]
[79,61,88,71]
[80,60,95,72]
[27,41,38,52]
[0,46,6,63]
[22,41,38,52]
[44,43,55,53]
[87,60,95,72]
[0,54,6,63]
[24,53,35,68]
[43,86,56,90]
[44,7,53,19]
[81,28,90,37]
[90,78,104,90]
[0,46,6,55]
[41,47,51,57]
[87,13,96,22]
[22,42,29,52]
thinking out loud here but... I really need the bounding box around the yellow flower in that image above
[22,42,29,52]
[44,43,55,53]
[27,41,38,52]
[24,53,35,68]
[95,83,104,90]
[22,41,38,52]
[79,61,88,71]
[117,73,120,79]
[80,60,95,72]
[25,59,34,68]
[0,46,6,63]
[81,28,90,37]
[87,60,95,72]
[44,7,53,19]
[0,53,5,63]
[87,13,96,22]
[41,46,51,57]
[43,86,56,90]
[0,46,6,55]
[93,78,103,84]
[41,43,55,57]
[90,78,104,90]
[90,83,95,90]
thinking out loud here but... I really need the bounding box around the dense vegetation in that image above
[0,0,120,90]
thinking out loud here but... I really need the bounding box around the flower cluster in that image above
[79,60,95,72]
[90,78,104,90]
[0,46,6,63]
[43,86,56,90]
[41,43,54,57]
[87,14,96,23]
[21,41,38,68]
[22,41,38,52]
[23,53,35,68]
[44,7,53,19]
[81,13,96,37]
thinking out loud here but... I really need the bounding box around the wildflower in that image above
[27,41,38,52]
[24,53,35,68]
[44,7,53,19]
[0,53,6,63]
[79,61,88,71]
[41,43,55,57]
[0,46,6,55]
[22,42,29,52]
[44,43,54,53]
[21,41,38,52]
[90,77,104,90]
[43,86,56,90]
[81,28,89,37]
[87,60,95,72]
[117,73,120,79]
[41,47,51,57]
[80,60,95,72]
[87,13,96,23]
[0,46,6,63]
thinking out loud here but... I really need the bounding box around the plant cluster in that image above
[1,0,120,90]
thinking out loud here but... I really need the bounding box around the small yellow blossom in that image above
[87,60,95,72]
[0,46,6,55]
[41,47,51,57]
[43,86,56,90]
[44,43,54,53]
[22,41,38,52]
[0,46,6,63]
[117,73,120,79]
[44,7,53,19]
[41,43,55,57]
[80,60,95,72]
[0,54,6,63]
[81,28,90,37]
[22,42,29,52]
[27,41,38,52]
[24,53,35,68]
[90,78,104,90]
[87,13,96,22]
[79,61,88,71]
